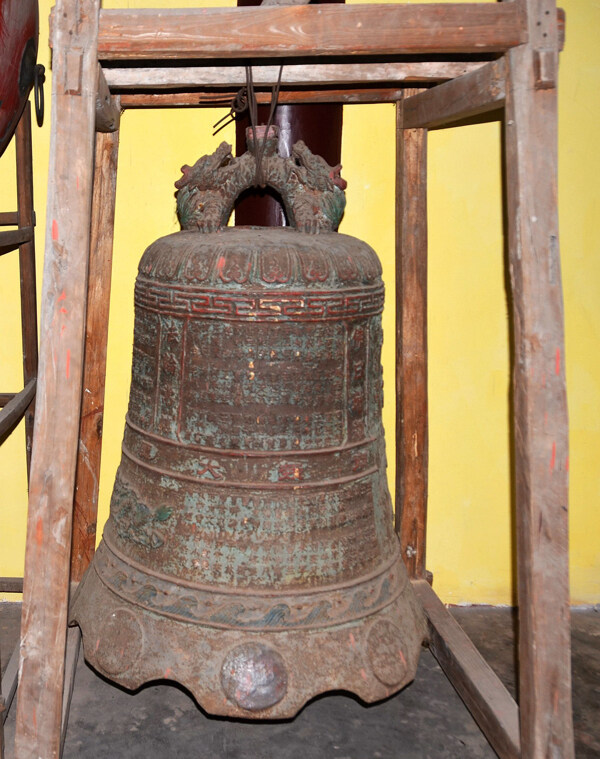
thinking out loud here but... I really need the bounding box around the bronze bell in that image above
[70,127,425,718]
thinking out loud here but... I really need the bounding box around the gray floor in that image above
[2,604,598,758]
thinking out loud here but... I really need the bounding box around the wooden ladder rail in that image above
[0,102,39,759]
[12,2,573,758]
[0,103,39,472]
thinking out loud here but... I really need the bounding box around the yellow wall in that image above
[1,0,598,605]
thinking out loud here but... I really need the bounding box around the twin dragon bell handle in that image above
[70,127,425,719]
[175,125,347,234]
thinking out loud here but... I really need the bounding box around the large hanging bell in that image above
[71,127,425,718]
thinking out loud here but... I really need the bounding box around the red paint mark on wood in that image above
[565,455,569,472]
[164,667,172,678]
[360,668,368,681]
[550,441,556,473]
[58,291,66,302]
[556,347,561,375]
[52,219,59,241]
[61,325,66,337]
[35,517,44,546]
[66,349,71,379]
[60,306,68,315]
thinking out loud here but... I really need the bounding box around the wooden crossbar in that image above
[402,58,506,130]
[105,62,487,90]
[0,229,34,257]
[0,213,19,227]
[119,89,408,108]
[414,581,520,759]
[0,381,36,441]
[89,4,525,60]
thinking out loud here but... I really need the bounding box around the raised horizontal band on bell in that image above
[124,415,378,457]
[101,535,404,599]
[122,445,379,489]
[121,420,382,488]
[92,538,406,632]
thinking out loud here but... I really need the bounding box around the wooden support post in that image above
[413,581,520,759]
[14,2,102,758]
[15,104,38,475]
[505,1,574,757]
[395,96,429,579]
[71,128,120,583]
[402,58,506,131]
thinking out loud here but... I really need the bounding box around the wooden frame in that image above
[9,2,573,758]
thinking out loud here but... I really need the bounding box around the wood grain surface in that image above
[14,2,102,758]
[92,4,525,60]
[402,58,506,130]
[71,129,120,584]
[414,580,520,759]
[505,1,574,757]
[395,95,428,580]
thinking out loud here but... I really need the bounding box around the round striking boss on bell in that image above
[71,127,425,718]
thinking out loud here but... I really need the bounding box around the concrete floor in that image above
[1,604,598,758]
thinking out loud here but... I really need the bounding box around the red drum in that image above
[0,0,38,158]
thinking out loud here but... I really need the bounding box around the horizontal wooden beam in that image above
[403,58,506,130]
[1,643,20,724]
[0,212,19,226]
[88,4,525,61]
[120,88,413,108]
[105,61,486,90]
[413,580,520,759]
[0,227,34,256]
[0,577,24,593]
[0,379,36,440]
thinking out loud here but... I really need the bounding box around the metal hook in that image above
[34,64,45,127]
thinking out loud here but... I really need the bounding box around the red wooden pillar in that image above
[235,0,344,227]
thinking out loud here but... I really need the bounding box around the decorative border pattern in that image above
[135,281,384,322]
[94,539,406,632]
